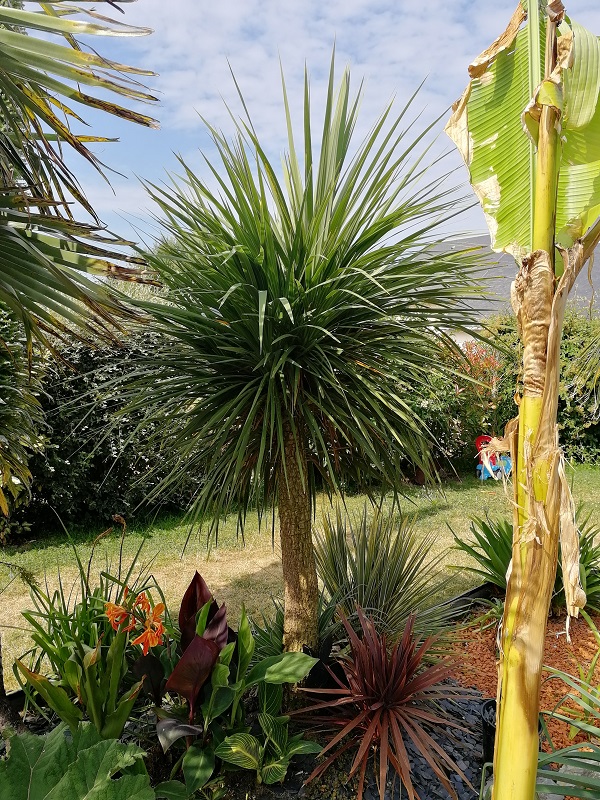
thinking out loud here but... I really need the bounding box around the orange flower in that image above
[105,602,134,632]
[131,602,166,656]
[134,592,151,614]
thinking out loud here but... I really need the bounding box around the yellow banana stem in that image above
[492,8,563,800]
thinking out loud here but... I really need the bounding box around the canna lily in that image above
[105,602,134,632]
[132,603,166,656]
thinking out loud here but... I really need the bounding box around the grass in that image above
[1,464,598,691]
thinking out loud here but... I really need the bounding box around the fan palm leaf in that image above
[0,0,159,344]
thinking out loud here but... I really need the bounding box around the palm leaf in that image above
[0,1,159,344]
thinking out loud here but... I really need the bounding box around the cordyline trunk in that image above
[492,13,584,799]
[278,426,319,653]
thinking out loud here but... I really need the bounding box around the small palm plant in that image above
[117,56,482,651]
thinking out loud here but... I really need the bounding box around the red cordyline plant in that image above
[296,608,473,800]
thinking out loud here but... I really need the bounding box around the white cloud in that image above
[73,0,600,236]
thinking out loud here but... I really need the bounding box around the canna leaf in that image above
[165,636,220,718]
[215,733,262,771]
[182,742,215,794]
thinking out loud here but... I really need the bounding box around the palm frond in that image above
[0,1,159,343]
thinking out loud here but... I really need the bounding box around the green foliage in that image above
[250,592,338,666]
[0,308,44,527]
[157,589,317,794]
[0,723,155,800]
[403,339,511,470]
[485,310,600,462]
[314,505,457,641]
[537,665,600,798]
[17,331,200,534]
[408,310,600,470]
[16,531,171,735]
[452,508,600,612]
[215,713,321,785]
[111,56,481,535]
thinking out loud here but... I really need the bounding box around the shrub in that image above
[296,609,472,800]
[0,308,44,539]
[16,330,201,534]
[453,508,600,612]
[486,310,600,463]
[314,505,458,642]
[154,572,319,795]
[16,528,172,737]
[405,309,600,471]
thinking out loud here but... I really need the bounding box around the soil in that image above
[450,612,600,751]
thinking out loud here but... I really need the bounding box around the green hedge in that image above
[14,330,202,535]
[405,309,600,470]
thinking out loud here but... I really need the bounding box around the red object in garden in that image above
[476,435,497,480]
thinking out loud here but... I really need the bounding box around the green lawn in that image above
[0,464,598,690]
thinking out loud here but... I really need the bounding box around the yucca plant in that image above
[315,505,457,642]
[113,57,482,651]
[295,608,472,800]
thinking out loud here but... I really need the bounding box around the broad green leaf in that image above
[153,782,188,800]
[446,9,600,257]
[215,733,262,771]
[182,742,216,793]
[246,652,317,687]
[261,758,290,785]
[0,724,153,800]
[286,738,323,756]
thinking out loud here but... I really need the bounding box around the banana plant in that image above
[446,3,600,799]
[0,1,160,347]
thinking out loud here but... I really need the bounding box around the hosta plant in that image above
[296,608,471,800]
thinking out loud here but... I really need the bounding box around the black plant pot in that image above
[481,698,544,765]
[481,699,497,764]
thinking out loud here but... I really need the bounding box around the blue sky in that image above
[68,0,600,245]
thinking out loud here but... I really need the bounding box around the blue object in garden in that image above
[475,436,512,480]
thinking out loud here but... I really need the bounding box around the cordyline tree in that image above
[446,2,600,798]
[117,59,482,652]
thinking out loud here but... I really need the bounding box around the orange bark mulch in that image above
[450,614,600,751]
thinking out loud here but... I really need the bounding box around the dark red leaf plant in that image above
[295,607,474,800]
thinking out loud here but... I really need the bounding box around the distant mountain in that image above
[447,234,598,319]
